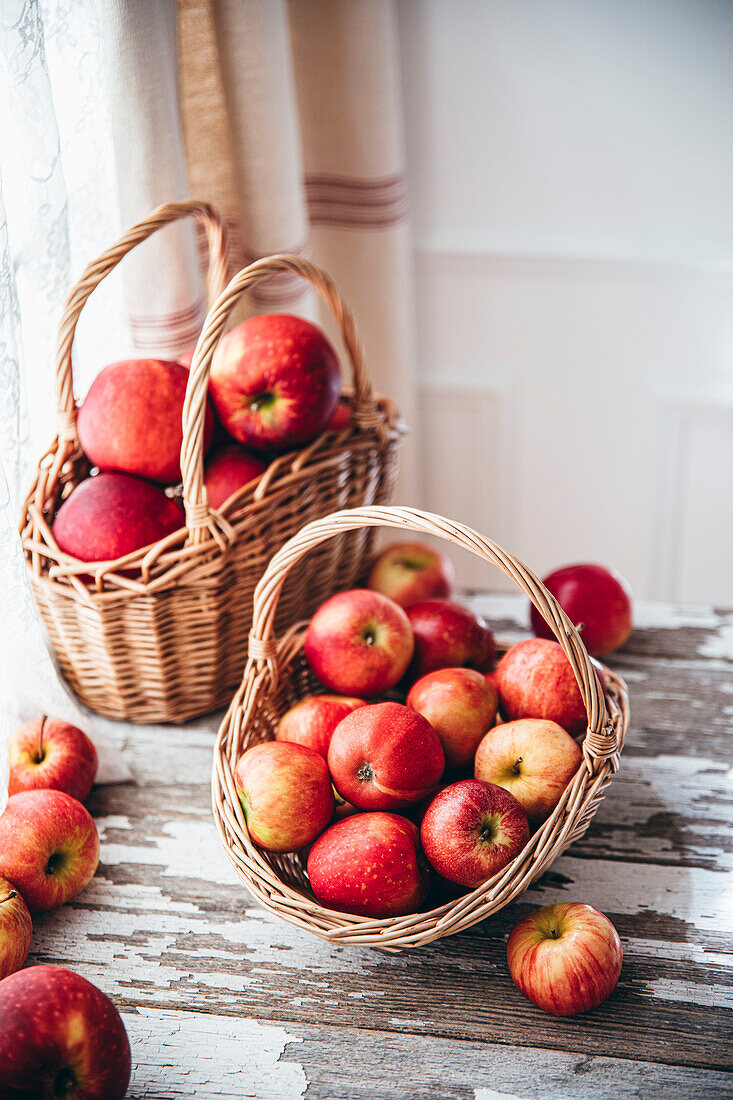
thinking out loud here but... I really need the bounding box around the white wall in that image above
[398,0,733,602]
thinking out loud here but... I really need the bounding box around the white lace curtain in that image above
[0,0,415,777]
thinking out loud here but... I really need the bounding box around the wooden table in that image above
[30,594,732,1098]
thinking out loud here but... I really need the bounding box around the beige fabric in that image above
[97,0,416,495]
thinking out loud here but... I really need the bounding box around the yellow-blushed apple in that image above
[367,541,455,608]
[507,902,623,1015]
[474,718,582,822]
[0,877,32,980]
[9,717,98,802]
[234,741,334,852]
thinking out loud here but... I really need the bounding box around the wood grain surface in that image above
[26,596,733,1098]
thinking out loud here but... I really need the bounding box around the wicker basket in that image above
[212,506,631,951]
[20,201,403,724]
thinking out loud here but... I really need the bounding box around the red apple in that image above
[474,718,582,822]
[328,399,351,430]
[8,717,98,802]
[406,599,496,681]
[304,589,414,697]
[0,965,131,1097]
[307,812,430,917]
[178,347,195,368]
[507,902,623,1015]
[420,779,529,888]
[0,790,100,912]
[327,702,445,810]
[78,358,214,484]
[275,694,366,759]
[204,444,269,509]
[367,541,455,608]
[52,472,183,564]
[407,667,498,770]
[0,877,32,980]
[209,313,341,451]
[234,741,334,852]
[496,638,597,737]
[531,563,633,656]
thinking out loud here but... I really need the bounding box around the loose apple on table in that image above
[0,789,99,913]
[0,877,32,981]
[0,965,131,1099]
[8,716,98,802]
[507,902,623,1015]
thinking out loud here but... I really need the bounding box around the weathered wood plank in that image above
[122,1013,733,1099]
[28,770,733,1071]
[37,593,732,1090]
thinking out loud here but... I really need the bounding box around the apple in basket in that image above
[327,701,445,810]
[420,779,529,888]
[0,790,100,912]
[307,812,430,918]
[304,589,414,696]
[208,314,341,451]
[367,541,455,608]
[327,399,352,430]
[8,717,98,802]
[52,472,183,565]
[0,965,131,1099]
[405,599,496,680]
[0,876,32,980]
[275,694,367,759]
[204,443,269,510]
[507,903,623,1015]
[531,563,633,656]
[234,742,335,852]
[495,638,606,737]
[407,667,498,770]
[474,718,582,823]
[77,358,214,484]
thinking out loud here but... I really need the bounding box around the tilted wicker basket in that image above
[212,506,630,951]
[20,201,403,724]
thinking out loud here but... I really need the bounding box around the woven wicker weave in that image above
[20,201,402,723]
[212,505,630,951]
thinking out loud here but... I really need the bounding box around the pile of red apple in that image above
[236,543,630,1015]
[51,313,349,566]
[0,718,132,1096]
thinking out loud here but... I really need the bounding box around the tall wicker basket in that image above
[212,506,630,951]
[20,202,403,724]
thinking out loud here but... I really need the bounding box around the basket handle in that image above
[180,255,384,545]
[246,505,617,769]
[54,200,228,448]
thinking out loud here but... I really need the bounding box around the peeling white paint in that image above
[645,977,733,1011]
[123,1008,307,1098]
[475,1089,531,1100]
[698,616,733,661]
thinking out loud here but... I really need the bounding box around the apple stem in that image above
[36,714,47,764]
[575,621,585,634]
[0,890,18,905]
